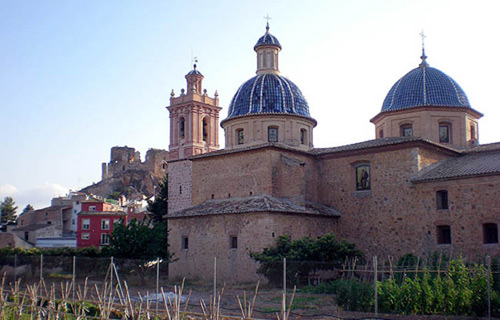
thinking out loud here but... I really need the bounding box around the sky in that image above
[1,0,500,211]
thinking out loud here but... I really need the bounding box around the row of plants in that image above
[303,258,500,317]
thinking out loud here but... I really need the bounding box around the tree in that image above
[251,233,363,285]
[0,197,18,224]
[108,219,171,260]
[147,175,168,223]
[21,204,34,215]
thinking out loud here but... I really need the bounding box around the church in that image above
[165,23,500,282]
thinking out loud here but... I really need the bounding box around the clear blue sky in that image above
[2,0,500,211]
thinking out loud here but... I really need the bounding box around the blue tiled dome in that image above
[254,32,281,50]
[225,74,311,119]
[186,68,202,76]
[381,64,470,112]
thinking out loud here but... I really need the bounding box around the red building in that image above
[76,199,126,248]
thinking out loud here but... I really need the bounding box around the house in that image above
[76,198,126,248]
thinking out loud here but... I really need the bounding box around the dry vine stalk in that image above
[237,281,259,320]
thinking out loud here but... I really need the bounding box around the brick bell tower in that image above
[167,64,221,160]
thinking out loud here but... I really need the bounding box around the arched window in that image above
[268,126,278,142]
[439,122,451,143]
[202,118,208,142]
[179,118,185,139]
[300,129,307,145]
[400,124,413,137]
[236,129,244,145]
[379,129,384,138]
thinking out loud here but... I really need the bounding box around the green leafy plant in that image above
[250,233,363,285]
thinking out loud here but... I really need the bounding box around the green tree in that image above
[147,175,168,223]
[108,219,171,260]
[0,197,18,224]
[251,233,363,285]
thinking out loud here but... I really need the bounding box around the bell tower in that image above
[167,64,221,160]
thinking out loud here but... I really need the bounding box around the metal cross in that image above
[264,14,272,23]
[419,30,426,49]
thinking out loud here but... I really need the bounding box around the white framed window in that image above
[89,206,96,212]
[81,233,90,240]
[82,219,90,230]
[101,233,110,245]
[101,219,110,230]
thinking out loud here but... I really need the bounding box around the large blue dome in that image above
[225,74,312,120]
[381,65,470,112]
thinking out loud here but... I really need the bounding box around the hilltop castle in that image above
[164,23,500,282]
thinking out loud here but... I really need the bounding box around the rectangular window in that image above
[89,206,96,212]
[483,223,499,244]
[81,233,90,240]
[355,164,371,191]
[100,233,110,245]
[300,129,307,145]
[268,127,278,142]
[101,219,110,230]
[230,236,238,249]
[439,123,451,143]
[400,124,413,137]
[437,225,451,244]
[182,236,189,250]
[82,219,90,230]
[436,190,449,210]
[237,129,244,145]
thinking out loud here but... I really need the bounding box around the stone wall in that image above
[185,147,317,207]
[168,160,193,213]
[412,175,500,258]
[168,212,339,282]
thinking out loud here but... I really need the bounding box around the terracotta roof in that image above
[312,137,459,155]
[168,195,341,218]
[412,149,500,183]
[33,205,71,212]
[466,142,500,153]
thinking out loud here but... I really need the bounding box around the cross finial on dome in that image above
[419,30,429,68]
[264,14,271,33]
[192,56,198,70]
